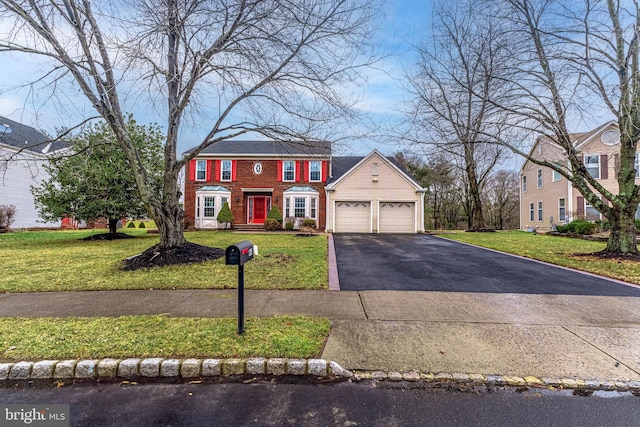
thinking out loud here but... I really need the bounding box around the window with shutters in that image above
[283,161,295,182]
[584,154,600,179]
[221,160,232,181]
[196,160,207,181]
[309,161,321,182]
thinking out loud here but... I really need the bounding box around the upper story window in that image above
[584,154,600,179]
[371,162,379,176]
[196,160,207,181]
[283,161,295,182]
[221,160,232,181]
[537,169,543,188]
[309,161,321,182]
[522,176,527,193]
[552,163,562,182]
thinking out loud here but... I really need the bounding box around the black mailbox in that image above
[225,240,254,266]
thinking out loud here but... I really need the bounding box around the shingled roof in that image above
[0,116,70,156]
[184,140,331,157]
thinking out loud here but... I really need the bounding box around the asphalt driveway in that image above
[333,234,640,296]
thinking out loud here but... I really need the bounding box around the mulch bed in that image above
[81,233,134,241]
[572,250,640,262]
[120,242,225,271]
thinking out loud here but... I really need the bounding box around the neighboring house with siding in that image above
[0,116,70,228]
[183,142,426,233]
[519,121,638,232]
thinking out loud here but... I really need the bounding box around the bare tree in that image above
[405,0,512,230]
[0,0,378,259]
[483,170,519,230]
[487,0,640,254]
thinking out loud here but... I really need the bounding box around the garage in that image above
[379,202,415,233]
[334,201,370,233]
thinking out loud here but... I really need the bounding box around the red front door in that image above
[248,196,270,224]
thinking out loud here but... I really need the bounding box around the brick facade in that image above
[184,158,329,230]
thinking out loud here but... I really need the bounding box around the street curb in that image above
[0,358,352,382]
[351,370,640,392]
[2,359,640,392]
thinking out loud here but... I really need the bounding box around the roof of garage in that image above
[328,151,422,187]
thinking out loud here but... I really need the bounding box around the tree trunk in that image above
[152,167,187,249]
[108,218,118,236]
[605,210,638,254]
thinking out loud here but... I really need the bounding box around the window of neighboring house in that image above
[537,169,543,188]
[221,160,232,181]
[196,160,207,181]
[585,200,601,220]
[529,202,535,222]
[309,161,321,182]
[538,201,543,222]
[522,176,527,193]
[294,197,306,218]
[559,198,566,222]
[283,161,295,182]
[203,197,215,217]
[552,164,562,182]
[635,153,640,179]
[584,154,600,179]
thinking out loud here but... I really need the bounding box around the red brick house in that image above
[183,140,330,230]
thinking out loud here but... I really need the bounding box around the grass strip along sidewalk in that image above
[0,316,331,362]
[441,231,640,285]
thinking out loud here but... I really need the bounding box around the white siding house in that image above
[0,116,70,228]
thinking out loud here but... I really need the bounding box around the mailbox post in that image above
[225,240,254,334]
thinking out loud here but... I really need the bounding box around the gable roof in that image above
[0,116,70,156]
[327,150,424,190]
[184,140,331,157]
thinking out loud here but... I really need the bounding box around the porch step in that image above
[233,224,266,232]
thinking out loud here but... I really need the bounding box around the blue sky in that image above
[0,0,429,157]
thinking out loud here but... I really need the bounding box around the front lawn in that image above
[441,231,640,285]
[0,315,331,362]
[0,231,327,292]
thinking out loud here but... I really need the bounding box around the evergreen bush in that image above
[264,218,281,231]
[216,202,235,229]
[267,205,283,223]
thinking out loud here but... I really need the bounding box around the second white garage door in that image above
[379,202,415,233]
[334,201,371,233]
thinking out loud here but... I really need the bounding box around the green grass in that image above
[441,231,640,285]
[0,315,331,362]
[0,231,327,292]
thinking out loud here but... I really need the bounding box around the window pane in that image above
[294,197,305,218]
[285,198,290,217]
[309,161,321,181]
[310,198,317,219]
[538,201,543,221]
[204,197,215,217]
[221,160,232,181]
[559,198,566,221]
[529,203,534,221]
[284,161,295,181]
[196,160,207,180]
[522,176,527,192]
[537,170,543,188]
[585,155,600,179]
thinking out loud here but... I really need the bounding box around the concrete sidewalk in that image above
[2,289,640,383]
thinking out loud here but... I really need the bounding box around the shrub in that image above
[285,220,295,231]
[636,219,640,232]
[138,222,146,229]
[0,204,16,232]
[264,218,281,231]
[565,220,596,235]
[267,205,283,223]
[555,225,567,233]
[216,202,235,229]
[127,221,136,228]
[302,218,316,228]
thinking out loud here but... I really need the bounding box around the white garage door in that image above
[379,202,415,233]
[335,201,371,233]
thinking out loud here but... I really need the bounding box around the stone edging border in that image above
[2,358,639,392]
[0,358,351,381]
